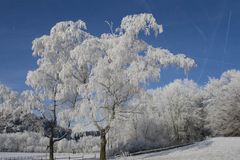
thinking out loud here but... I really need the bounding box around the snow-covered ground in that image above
[116,137,240,160]
[0,152,98,159]
[1,137,240,160]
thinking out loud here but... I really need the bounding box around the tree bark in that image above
[49,90,57,160]
[49,135,54,160]
[100,131,107,160]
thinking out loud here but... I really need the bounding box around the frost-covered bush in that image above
[107,114,172,155]
[0,132,48,152]
[0,132,99,153]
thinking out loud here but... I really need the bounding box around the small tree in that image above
[26,20,90,160]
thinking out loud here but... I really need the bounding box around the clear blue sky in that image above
[0,0,239,91]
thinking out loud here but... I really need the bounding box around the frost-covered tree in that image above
[26,20,91,160]
[0,84,19,119]
[27,13,195,159]
[150,79,204,143]
[19,90,44,114]
[204,70,240,136]
[60,13,196,160]
[107,91,170,154]
[102,79,205,154]
[0,84,45,134]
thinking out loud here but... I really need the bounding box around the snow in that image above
[116,137,240,160]
[0,152,98,159]
[1,137,240,160]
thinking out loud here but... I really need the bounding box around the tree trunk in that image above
[100,132,107,160]
[49,135,54,160]
[49,91,57,160]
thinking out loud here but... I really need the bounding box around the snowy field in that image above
[1,137,240,160]
[0,152,98,160]
[116,137,240,160]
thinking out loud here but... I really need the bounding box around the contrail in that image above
[223,10,232,55]
[221,10,232,71]
[194,25,207,43]
[197,7,225,83]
